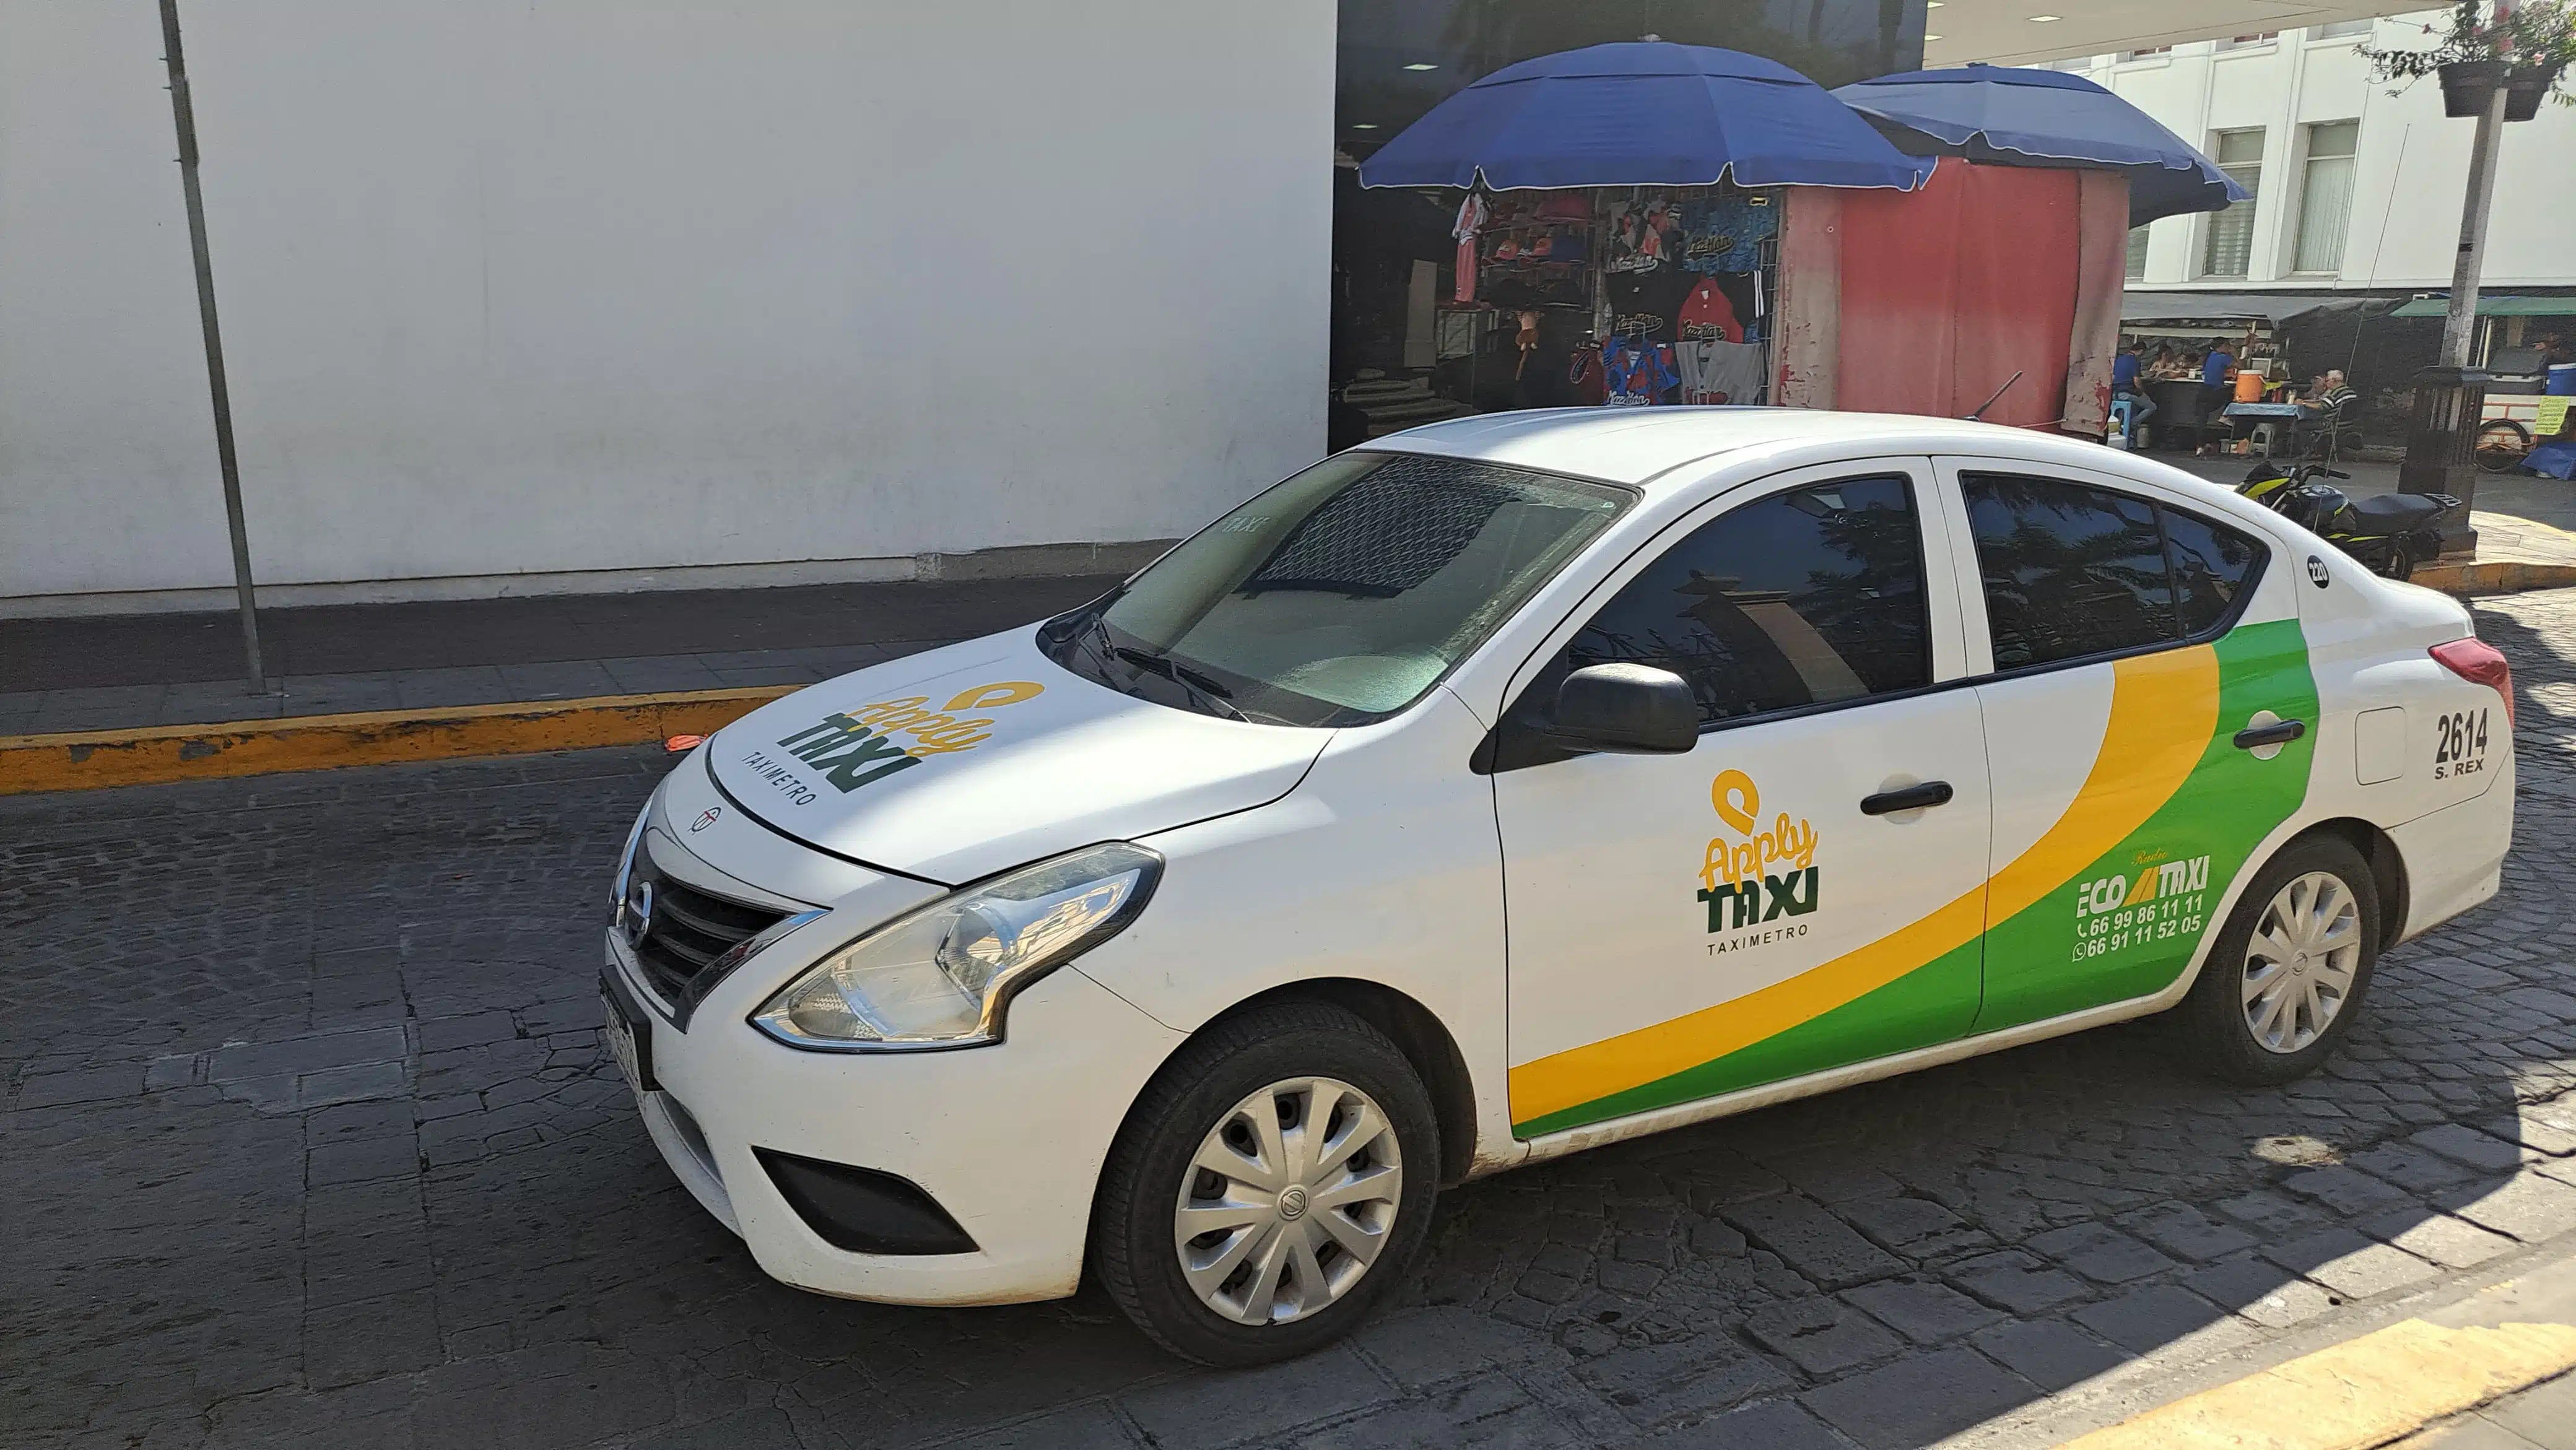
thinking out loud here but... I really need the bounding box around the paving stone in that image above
[2364,1211,2522,1270]
[1571,1333,1791,1430]
[1721,1195,1905,1290]
[1126,1346,1394,1448]
[2456,1173,2576,1244]
[2304,1241,2442,1300]
[2070,1285,2233,1353]
[1289,1374,1576,1450]
[2413,1122,2536,1171]
[208,1027,406,1082]
[1799,1345,2036,1450]
[13,1066,143,1108]
[1841,1278,2001,1345]
[1742,1296,1904,1377]
[2282,1165,2418,1215]
[1351,1307,1559,1391]
[1945,1251,2089,1315]
[1840,1194,1991,1256]
[1969,1318,2130,1391]
[2118,1201,2258,1264]
[1647,1397,1847,1450]
[2350,1142,2482,1192]
[2026,1222,2180,1285]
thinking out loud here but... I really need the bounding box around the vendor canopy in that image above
[1356,41,1935,193]
[1833,64,2246,227]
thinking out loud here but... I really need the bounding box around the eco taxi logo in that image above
[738,681,1045,804]
[1694,768,1820,950]
[2069,851,2212,963]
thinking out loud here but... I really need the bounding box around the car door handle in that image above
[2233,718,2307,750]
[1861,781,1954,816]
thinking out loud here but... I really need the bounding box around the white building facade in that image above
[2049,17,2576,295]
[1,0,1339,613]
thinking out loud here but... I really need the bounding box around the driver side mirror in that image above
[1551,664,1699,755]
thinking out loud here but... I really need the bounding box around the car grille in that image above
[621,850,788,1012]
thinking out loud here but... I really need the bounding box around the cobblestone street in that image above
[7,592,2576,1450]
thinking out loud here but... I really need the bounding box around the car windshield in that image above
[1040,451,1634,727]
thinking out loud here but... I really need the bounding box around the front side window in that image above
[1560,476,1932,726]
[1964,474,2268,671]
[1042,451,1632,727]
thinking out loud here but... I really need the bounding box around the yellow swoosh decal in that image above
[1508,645,2222,1126]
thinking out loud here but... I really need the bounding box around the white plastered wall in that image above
[0,1,1334,605]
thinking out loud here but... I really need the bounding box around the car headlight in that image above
[751,843,1162,1051]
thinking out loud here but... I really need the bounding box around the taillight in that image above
[2429,638,2513,727]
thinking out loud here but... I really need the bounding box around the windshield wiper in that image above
[1112,645,1250,723]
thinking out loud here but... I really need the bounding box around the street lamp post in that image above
[157,0,267,695]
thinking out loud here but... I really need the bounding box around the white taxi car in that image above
[600,410,2515,1365]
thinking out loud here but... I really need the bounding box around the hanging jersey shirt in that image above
[1676,278,1743,343]
[1603,339,1679,406]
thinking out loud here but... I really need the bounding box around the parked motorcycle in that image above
[2237,464,2457,582]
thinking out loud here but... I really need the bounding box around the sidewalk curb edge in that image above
[0,687,797,795]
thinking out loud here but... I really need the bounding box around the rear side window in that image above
[1564,475,1932,726]
[1962,474,2266,671]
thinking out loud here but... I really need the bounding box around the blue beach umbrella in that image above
[1357,41,1936,193]
[1834,64,2248,226]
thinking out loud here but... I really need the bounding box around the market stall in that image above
[1357,42,1931,423]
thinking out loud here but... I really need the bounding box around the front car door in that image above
[1932,459,2318,1033]
[1490,459,1996,1140]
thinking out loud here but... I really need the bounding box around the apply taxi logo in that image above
[747,681,1046,800]
[1694,768,1821,935]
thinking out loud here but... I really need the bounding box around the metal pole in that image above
[157,0,266,695]
[2439,17,2513,368]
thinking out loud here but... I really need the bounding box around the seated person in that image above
[2300,369,2356,417]
[2110,344,2157,427]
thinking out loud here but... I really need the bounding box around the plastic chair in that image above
[2107,395,2140,449]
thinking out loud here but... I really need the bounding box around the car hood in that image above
[705,630,1332,885]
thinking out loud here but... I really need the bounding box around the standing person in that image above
[2201,339,2235,389]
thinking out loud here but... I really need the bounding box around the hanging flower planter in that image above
[2438,58,2505,116]
[2505,61,2567,119]
[2367,2,2575,119]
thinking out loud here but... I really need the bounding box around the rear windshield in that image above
[1040,451,1634,727]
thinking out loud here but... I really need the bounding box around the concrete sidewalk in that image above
[0,572,1119,738]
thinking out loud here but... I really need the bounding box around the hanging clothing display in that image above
[1676,277,1743,342]
[1603,337,1679,406]
[1451,193,1489,304]
[1676,338,1767,404]
[1432,182,1775,417]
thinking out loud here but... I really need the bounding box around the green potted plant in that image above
[2360,0,2575,118]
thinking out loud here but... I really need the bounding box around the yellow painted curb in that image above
[2412,560,2576,597]
[2061,1318,2576,1450]
[0,687,798,796]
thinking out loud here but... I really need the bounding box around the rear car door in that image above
[1934,461,2318,1033]
[1490,460,1995,1139]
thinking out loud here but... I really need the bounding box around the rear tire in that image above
[1092,1002,1440,1366]
[2182,836,2380,1085]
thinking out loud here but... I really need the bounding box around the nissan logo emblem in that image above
[692,807,721,833]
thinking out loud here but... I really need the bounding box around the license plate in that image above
[599,976,656,1092]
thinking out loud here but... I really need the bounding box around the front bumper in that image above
[604,925,1185,1306]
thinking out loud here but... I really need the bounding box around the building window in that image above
[2126,225,2150,280]
[2216,32,2281,51]
[2119,44,2172,61]
[2312,19,2374,40]
[2202,129,2265,277]
[2293,120,2361,274]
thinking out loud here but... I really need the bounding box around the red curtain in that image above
[1834,162,2079,430]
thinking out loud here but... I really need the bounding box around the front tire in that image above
[1092,1002,1440,1366]
[2181,836,2380,1085]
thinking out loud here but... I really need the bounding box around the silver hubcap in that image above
[1173,1076,1403,1326]
[2242,871,2362,1054]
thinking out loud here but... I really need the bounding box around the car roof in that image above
[1355,407,2150,491]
